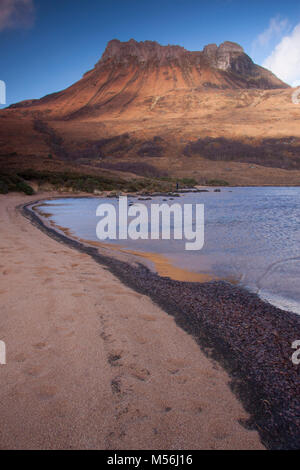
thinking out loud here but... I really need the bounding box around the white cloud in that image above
[0,0,35,32]
[263,23,300,87]
[252,15,290,50]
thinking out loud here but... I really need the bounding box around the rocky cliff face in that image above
[98,38,285,83]
[98,39,187,65]
[203,41,252,73]
[100,39,248,71]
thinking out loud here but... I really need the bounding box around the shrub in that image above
[0,179,9,194]
[178,178,197,187]
[0,173,34,195]
[15,181,34,195]
[206,179,229,186]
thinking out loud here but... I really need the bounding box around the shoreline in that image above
[0,192,265,450]
[34,198,220,284]
[22,194,300,449]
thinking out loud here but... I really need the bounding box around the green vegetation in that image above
[18,169,130,192]
[155,176,198,187]
[0,168,201,196]
[206,179,229,186]
[0,173,34,195]
[18,169,175,193]
[1,169,197,195]
[177,177,198,187]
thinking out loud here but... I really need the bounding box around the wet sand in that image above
[0,192,265,450]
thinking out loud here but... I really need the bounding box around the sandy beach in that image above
[0,192,265,450]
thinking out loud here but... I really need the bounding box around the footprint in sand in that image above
[2,269,12,275]
[108,353,122,366]
[129,364,151,382]
[14,352,27,363]
[165,359,189,382]
[111,378,122,394]
[134,336,147,345]
[100,331,114,343]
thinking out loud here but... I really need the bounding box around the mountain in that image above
[8,39,288,118]
[1,39,300,186]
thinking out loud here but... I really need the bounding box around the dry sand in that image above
[0,193,265,450]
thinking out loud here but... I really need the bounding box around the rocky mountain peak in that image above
[99,39,186,65]
[98,39,256,77]
[203,41,246,71]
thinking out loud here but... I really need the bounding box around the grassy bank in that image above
[0,169,198,195]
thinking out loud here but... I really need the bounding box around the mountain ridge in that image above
[2,38,300,187]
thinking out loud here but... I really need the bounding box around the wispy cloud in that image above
[263,23,300,87]
[252,15,290,53]
[0,0,35,32]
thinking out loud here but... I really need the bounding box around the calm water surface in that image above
[38,187,300,315]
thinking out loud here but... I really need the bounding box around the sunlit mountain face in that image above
[2,38,300,186]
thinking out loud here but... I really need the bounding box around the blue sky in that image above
[1,0,300,107]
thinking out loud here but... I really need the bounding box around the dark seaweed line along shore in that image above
[22,200,300,450]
